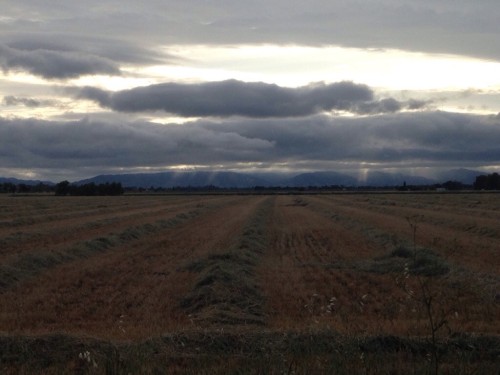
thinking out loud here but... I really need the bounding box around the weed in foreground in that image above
[2,331,499,374]
[394,216,455,375]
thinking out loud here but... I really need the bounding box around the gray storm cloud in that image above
[1,112,499,173]
[2,95,61,109]
[1,1,499,181]
[76,80,424,118]
[0,44,120,79]
[3,95,41,108]
[2,1,499,62]
[6,36,177,66]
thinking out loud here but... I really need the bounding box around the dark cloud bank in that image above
[3,95,41,108]
[3,1,499,62]
[0,43,120,79]
[2,2,499,181]
[1,111,499,177]
[77,80,427,117]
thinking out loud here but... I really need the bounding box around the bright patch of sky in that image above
[150,45,500,92]
[6,44,497,120]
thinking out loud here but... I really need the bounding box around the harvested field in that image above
[1,193,499,373]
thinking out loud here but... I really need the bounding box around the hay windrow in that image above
[180,197,274,326]
[1,193,499,373]
[0,209,201,290]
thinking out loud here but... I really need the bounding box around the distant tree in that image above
[32,183,53,193]
[17,183,36,193]
[55,180,71,196]
[441,180,466,191]
[96,182,123,195]
[77,182,97,196]
[108,182,124,195]
[0,182,16,194]
[490,172,500,189]
[55,181,124,196]
[474,173,500,190]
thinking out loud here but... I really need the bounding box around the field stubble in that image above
[0,193,499,373]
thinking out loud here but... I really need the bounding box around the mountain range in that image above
[0,177,54,186]
[1,169,487,189]
[73,168,484,188]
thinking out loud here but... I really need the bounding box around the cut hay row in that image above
[0,196,226,256]
[0,196,238,287]
[326,194,500,240]
[0,195,268,339]
[0,193,499,373]
[180,197,274,327]
[0,207,204,290]
[259,195,403,333]
[310,195,500,274]
[259,195,499,336]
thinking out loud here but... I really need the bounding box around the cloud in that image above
[4,1,498,61]
[2,95,62,109]
[1,1,498,181]
[3,95,41,107]
[76,80,430,118]
[0,43,120,79]
[1,111,499,179]
[6,35,176,66]
[77,80,421,118]
[407,99,430,110]
[355,98,401,114]
[354,98,431,115]
[0,116,273,171]
[199,111,500,165]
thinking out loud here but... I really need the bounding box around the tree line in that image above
[1,181,124,195]
[55,181,124,196]
[473,172,500,190]
[1,174,498,194]
[0,182,53,194]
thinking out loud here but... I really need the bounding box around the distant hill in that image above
[0,177,54,186]
[286,171,357,187]
[75,171,270,189]
[432,168,485,185]
[1,168,492,190]
[359,171,436,187]
[75,170,435,189]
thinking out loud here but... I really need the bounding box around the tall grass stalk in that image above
[398,216,453,375]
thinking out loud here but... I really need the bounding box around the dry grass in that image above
[1,192,499,373]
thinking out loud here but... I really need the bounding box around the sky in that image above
[1,0,500,181]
